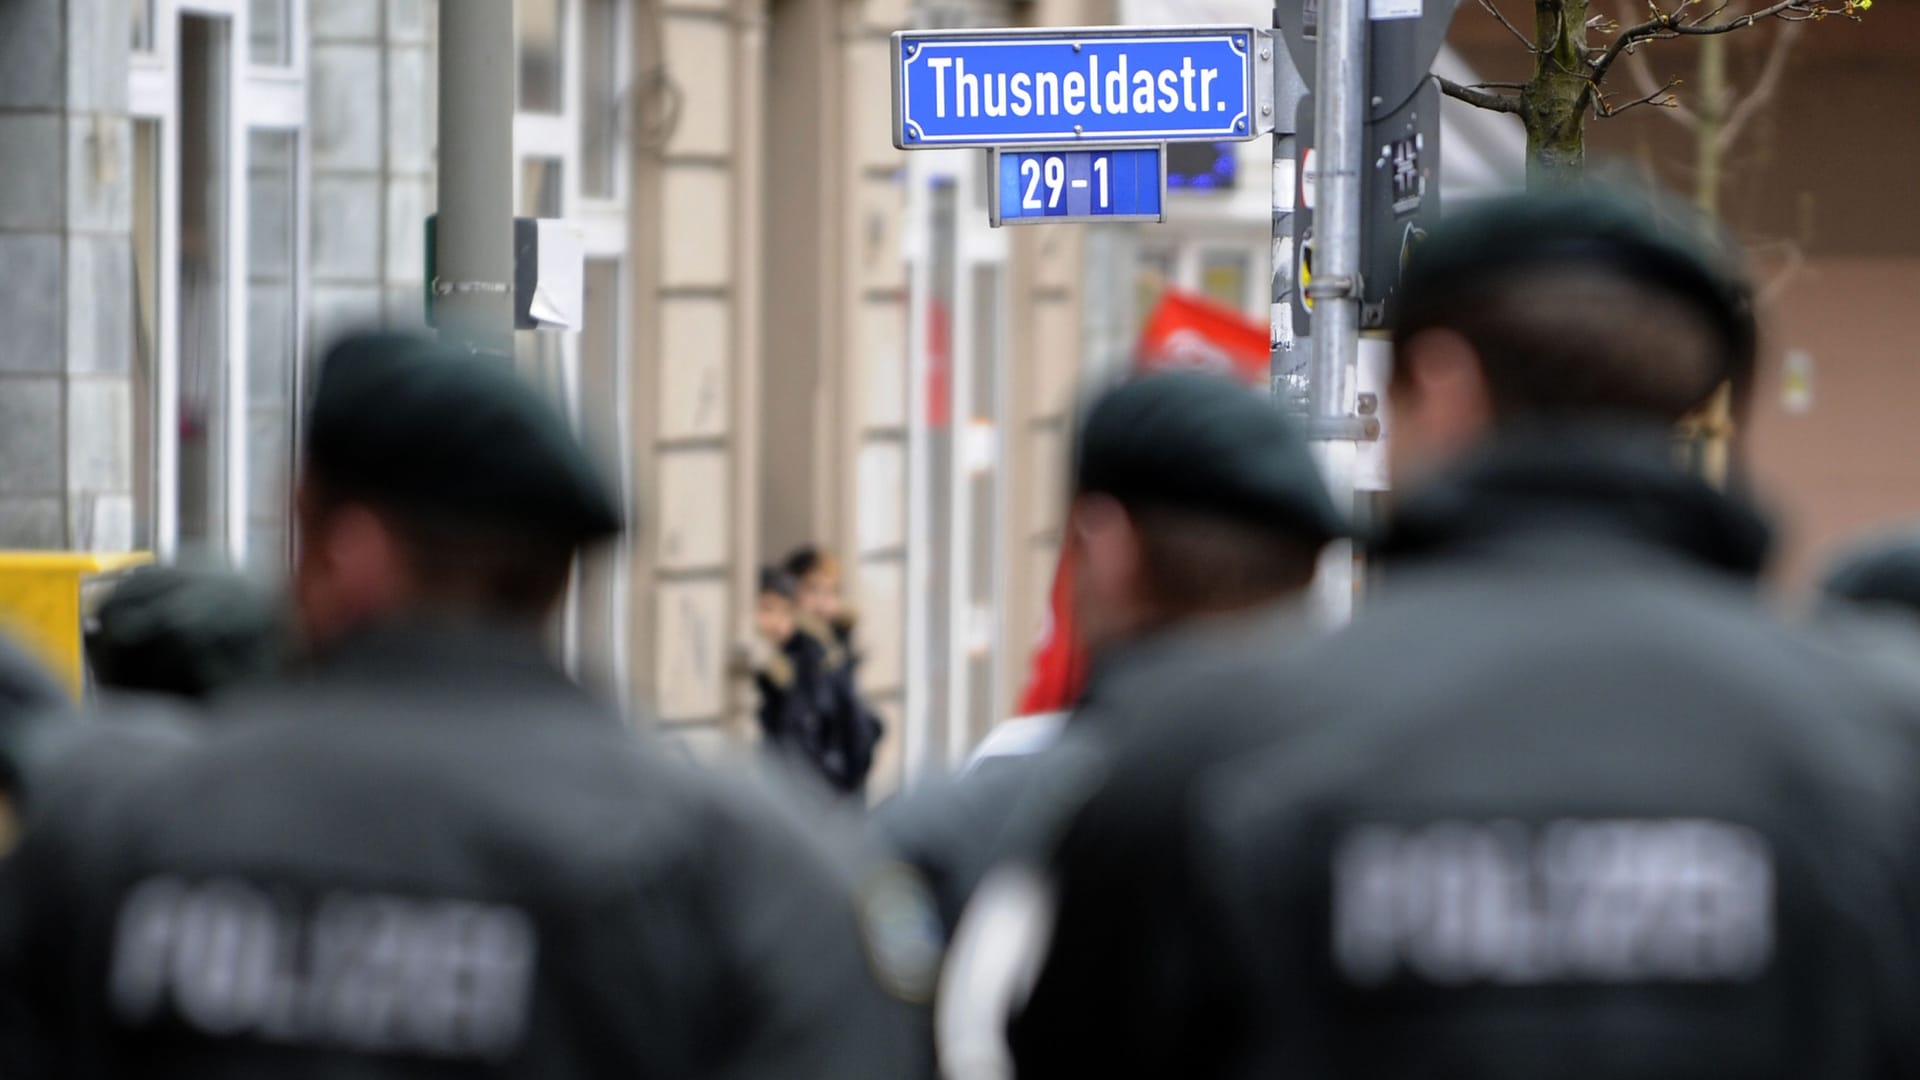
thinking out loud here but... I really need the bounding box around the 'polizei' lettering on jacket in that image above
[109,876,537,1061]
[1332,818,1774,986]
[923,55,1227,120]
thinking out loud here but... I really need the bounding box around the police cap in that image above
[304,331,623,545]
[1073,370,1345,542]
[86,566,283,700]
[1397,187,1757,384]
[1821,530,1920,619]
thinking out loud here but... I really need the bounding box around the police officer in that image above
[1822,529,1920,621]
[0,331,923,1078]
[84,565,285,706]
[955,189,1920,1079]
[873,370,1344,938]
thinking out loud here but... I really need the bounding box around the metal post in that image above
[1307,0,1367,622]
[434,0,516,355]
[1270,9,1308,416]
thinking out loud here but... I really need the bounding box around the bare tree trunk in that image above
[1695,35,1728,214]
[1693,33,1732,485]
[1525,0,1592,187]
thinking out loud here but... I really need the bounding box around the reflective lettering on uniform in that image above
[1333,819,1773,987]
[108,876,537,1061]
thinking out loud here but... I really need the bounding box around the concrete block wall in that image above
[0,0,136,551]
[306,0,436,357]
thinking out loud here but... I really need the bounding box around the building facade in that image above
[0,0,1119,794]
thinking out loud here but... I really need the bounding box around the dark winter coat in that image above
[757,620,883,797]
[998,429,1920,1080]
[0,619,921,1079]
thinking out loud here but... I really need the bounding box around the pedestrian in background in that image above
[0,331,923,1078]
[780,545,884,800]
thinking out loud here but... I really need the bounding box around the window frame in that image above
[129,0,309,566]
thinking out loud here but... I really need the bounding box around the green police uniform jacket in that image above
[0,620,922,1079]
[998,429,1920,1079]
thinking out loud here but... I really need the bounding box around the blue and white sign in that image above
[991,146,1165,226]
[892,26,1263,149]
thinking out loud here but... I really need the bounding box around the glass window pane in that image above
[573,259,624,694]
[579,0,618,198]
[520,157,563,218]
[1201,250,1250,313]
[132,0,153,51]
[1135,248,1175,334]
[246,130,298,576]
[249,0,291,66]
[517,0,566,114]
[177,15,232,562]
[132,120,162,549]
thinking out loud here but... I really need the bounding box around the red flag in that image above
[1015,544,1087,715]
[1011,289,1268,716]
[1134,288,1270,386]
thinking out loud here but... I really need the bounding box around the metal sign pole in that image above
[1271,9,1308,415]
[1306,0,1368,623]
[434,0,516,356]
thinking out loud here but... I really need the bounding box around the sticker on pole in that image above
[1300,148,1318,209]
[1297,231,1315,312]
[1369,0,1423,20]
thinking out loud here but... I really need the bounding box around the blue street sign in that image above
[892,26,1263,149]
[991,146,1165,226]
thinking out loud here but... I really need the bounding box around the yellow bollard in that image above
[0,551,154,699]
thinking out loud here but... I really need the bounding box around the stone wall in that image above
[0,0,135,551]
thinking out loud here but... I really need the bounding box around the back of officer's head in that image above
[1068,371,1344,656]
[86,566,283,699]
[1388,186,1755,488]
[1820,528,1920,622]
[294,331,622,648]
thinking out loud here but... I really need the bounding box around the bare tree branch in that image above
[1470,81,1533,89]
[1478,0,1541,52]
[1594,75,1685,116]
[1591,0,1842,86]
[1437,75,1525,114]
[1616,1,1702,130]
[1717,20,1804,151]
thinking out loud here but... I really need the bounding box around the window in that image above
[131,120,162,550]
[249,0,291,66]
[521,157,564,218]
[573,259,625,693]
[1201,250,1251,313]
[245,130,298,574]
[1135,248,1176,332]
[176,15,232,562]
[578,0,619,199]
[517,0,566,114]
[131,0,154,51]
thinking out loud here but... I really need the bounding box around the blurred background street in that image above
[0,0,1915,792]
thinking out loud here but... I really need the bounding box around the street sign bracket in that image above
[1253,29,1279,135]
